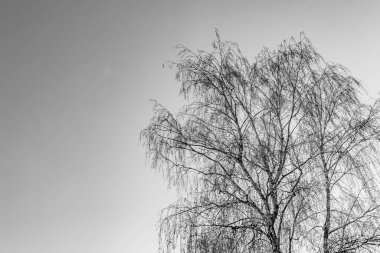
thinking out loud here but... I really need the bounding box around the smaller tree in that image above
[301,65,380,253]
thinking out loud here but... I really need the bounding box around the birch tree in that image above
[301,59,380,253]
[142,32,380,253]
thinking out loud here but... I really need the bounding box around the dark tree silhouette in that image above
[142,32,380,253]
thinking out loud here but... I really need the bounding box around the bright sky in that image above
[0,1,379,252]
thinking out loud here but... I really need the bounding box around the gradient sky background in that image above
[0,1,379,252]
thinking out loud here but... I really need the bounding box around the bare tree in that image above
[142,32,380,253]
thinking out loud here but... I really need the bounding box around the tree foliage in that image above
[142,32,380,253]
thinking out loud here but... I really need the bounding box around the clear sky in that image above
[0,1,379,252]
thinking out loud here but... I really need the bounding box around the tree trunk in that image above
[270,235,282,253]
[323,174,331,253]
[268,222,282,253]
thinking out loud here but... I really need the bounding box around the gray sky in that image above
[0,0,379,252]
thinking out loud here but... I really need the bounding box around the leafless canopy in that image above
[141,32,380,253]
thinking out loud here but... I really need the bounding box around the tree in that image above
[300,54,380,253]
[142,32,380,253]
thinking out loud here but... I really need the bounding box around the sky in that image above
[0,1,379,252]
